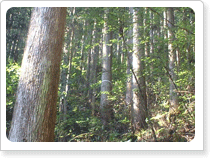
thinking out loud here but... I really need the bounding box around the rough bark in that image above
[9,7,66,142]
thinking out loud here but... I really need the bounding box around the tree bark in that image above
[89,19,98,115]
[131,8,147,132]
[100,8,113,127]
[9,7,66,142]
[138,8,148,129]
[167,7,178,119]
[125,7,133,111]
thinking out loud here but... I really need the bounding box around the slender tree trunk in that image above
[131,8,140,132]
[59,13,73,122]
[167,7,178,120]
[131,8,147,132]
[9,7,66,142]
[144,8,150,107]
[117,37,122,65]
[149,11,154,79]
[100,8,113,127]
[138,8,148,129]
[164,9,169,68]
[66,25,75,98]
[67,8,76,95]
[80,20,87,74]
[126,7,133,111]
[89,19,97,114]
[86,21,93,96]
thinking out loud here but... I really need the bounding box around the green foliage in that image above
[6,7,32,63]
[7,7,195,142]
[6,60,21,129]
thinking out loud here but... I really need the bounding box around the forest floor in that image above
[137,101,195,142]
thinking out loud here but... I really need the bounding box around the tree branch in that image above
[148,7,194,35]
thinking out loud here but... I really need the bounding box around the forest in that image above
[6,7,195,142]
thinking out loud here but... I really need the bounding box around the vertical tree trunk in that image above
[167,7,178,120]
[89,19,97,114]
[100,8,113,127]
[80,20,86,74]
[138,8,148,129]
[144,8,150,107]
[117,36,122,65]
[164,9,169,68]
[125,7,133,111]
[86,21,93,96]
[131,8,147,132]
[131,8,140,132]
[149,11,154,79]
[59,11,73,122]
[9,7,66,142]
[131,7,147,131]
[65,9,75,98]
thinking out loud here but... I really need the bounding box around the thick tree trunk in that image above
[9,7,66,142]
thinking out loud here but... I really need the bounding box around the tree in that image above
[138,8,148,129]
[125,7,133,111]
[89,19,99,115]
[131,8,147,132]
[9,7,67,142]
[6,7,195,142]
[167,7,178,121]
[100,8,113,127]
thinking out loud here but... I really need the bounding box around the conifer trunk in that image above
[100,8,113,126]
[167,7,178,120]
[9,7,66,142]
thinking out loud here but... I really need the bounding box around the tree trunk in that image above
[167,7,178,120]
[86,21,93,96]
[131,8,140,132]
[125,7,133,111]
[138,8,148,129]
[149,11,154,79]
[9,7,66,142]
[100,8,113,127]
[89,19,99,115]
[59,11,73,122]
[131,8,147,132]
[164,9,169,68]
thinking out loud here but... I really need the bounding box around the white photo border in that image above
[1,1,203,150]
